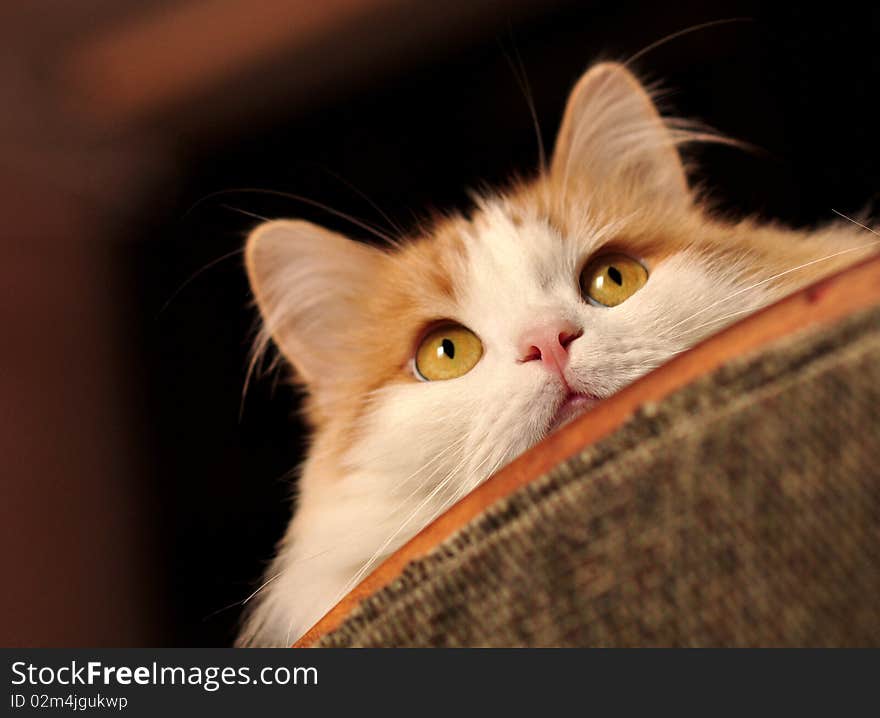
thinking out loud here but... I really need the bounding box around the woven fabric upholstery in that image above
[319,307,880,647]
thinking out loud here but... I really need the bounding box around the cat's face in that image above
[245,63,849,505]
[335,208,773,502]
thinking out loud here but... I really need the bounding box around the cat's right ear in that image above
[245,220,385,391]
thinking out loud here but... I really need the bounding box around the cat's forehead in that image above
[467,203,563,280]
[384,200,574,314]
[382,189,699,336]
[452,199,621,307]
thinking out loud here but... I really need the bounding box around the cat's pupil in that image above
[440,338,455,359]
[607,266,623,285]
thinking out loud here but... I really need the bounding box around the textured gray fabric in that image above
[319,307,880,647]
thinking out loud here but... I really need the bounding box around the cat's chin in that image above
[547,392,601,436]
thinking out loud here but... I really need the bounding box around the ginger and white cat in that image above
[238,62,875,646]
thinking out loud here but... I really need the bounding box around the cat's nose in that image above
[517,321,582,375]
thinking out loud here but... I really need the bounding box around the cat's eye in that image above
[414,323,483,381]
[580,253,648,307]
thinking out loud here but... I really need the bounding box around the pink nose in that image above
[518,321,582,375]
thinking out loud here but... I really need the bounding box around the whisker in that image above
[671,306,757,340]
[248,434,467,637]
[662,238,880,336]
[274,408,524,643]
[390,433,469,504]
[624,18,753,68]
[423,448,499,534]
[832,208,880,237]
[501,30,546,173]
[203,568,286,623]
[316,166,407,238]
[218,203,270,222]
[327,439,483,609]
[182,187,401,247]
[241,571,284,606]
[155,248,244,319]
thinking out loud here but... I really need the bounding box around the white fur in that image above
[237,198,783,645]
[237,63,873,646]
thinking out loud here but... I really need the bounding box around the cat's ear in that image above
[245,220,385,391]
[550,62,689,204]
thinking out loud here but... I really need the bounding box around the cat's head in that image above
[244,63,859,497]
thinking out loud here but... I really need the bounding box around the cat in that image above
[236,62,876,646]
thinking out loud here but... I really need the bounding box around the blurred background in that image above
[1,0,878,646]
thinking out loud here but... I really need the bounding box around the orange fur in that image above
[237,61,877,646]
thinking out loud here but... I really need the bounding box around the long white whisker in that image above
[183,187,402,247]
[663,239,880,336]
[390,433,469,502]
[408,447,507,566]
[282,435,475,644]
[502,35,546,173]
[317,166,407,238]
[242,571,283,606]
[672,306,758,340]
[413,448,497,546]
[329,440,486,607]
[247,434,468,607]
[157,248,244,319]
[832,208,880,237]
[624,18,753,68]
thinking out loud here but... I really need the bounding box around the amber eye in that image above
[580,253,648,307]
[414,323,483,381]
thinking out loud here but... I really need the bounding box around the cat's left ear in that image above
[550,62,689,205]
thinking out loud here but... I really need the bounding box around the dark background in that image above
[2,1,878,646]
